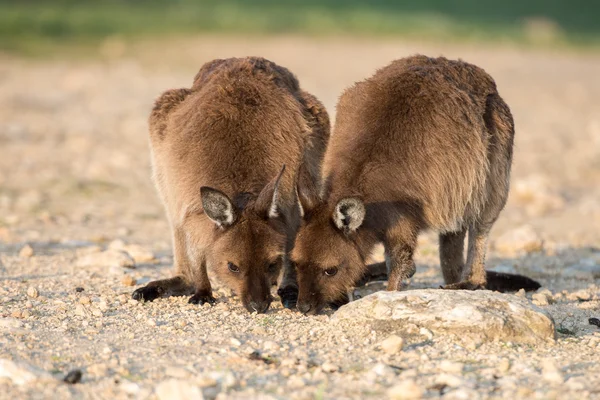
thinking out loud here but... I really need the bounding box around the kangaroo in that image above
[132,57,329,313]
[291,55,539,315]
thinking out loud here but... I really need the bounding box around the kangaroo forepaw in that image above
[442,281,486,290]
[188,292,217,305]
[132,286,162,302]
[277,285,298,309]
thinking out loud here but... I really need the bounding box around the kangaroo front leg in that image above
[132,227,195,302]
[385,221,418,291]
[132,276,194,302]
[188,263,216,305]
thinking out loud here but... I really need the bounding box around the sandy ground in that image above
[0,36,599,399]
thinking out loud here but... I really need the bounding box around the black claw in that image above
[277,286,298,309]
[188,293,217,305]
[132,286,161,302]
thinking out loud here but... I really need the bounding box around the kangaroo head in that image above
[200,166,288,313]
[290,170,367,315]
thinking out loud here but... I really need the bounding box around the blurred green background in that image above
[1,0,599,53]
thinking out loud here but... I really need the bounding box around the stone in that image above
[331,290,555,345]
[387,380,423,399]
[321,362,338,373]
[0,318,23,332]
[541,358,563,384]
[532,292,550,306]
[87,363,109,376]
[439,360,464,374]
[19,245,34,258]
[79,296,91,305]
[155,379,204,400]
[76,249,135,269]
[380,334,404,354]
[26,286,39,298]
[124,244,155,263]
[109,241,155,263]
[435,373,465,388]
[494,225,543,256]
[121,275,137,287]
[0,359,54,385]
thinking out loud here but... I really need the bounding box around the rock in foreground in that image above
[331,290,555,345]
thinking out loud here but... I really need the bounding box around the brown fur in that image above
[132,57,330,313]
[291,55,516,314]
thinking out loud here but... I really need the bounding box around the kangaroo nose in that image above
[297,302,312,315]
[248,300,271,314]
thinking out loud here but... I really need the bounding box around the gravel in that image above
[1,36,599,399]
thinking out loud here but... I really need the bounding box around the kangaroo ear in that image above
[295,162,320,218]
[201,187,236,227]
[333,197,365,233]
[255,165,286,219]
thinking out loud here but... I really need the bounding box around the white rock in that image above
[19,245,34,258]
[164,366,191,379]
[541,358,563,384]
[0,359,54,385]
[387,380,423,399]
[439,360,464,373]
[0,318,23,331]
[331,290,555,345]
[26,286,39,298]
[321,362,338,373]
[124,244,156,263]
[435,373,464,388]
[531,292,550,306]
[76,249,135,269]
[380,335,404,354]
[494,225,543,256]
[155,379,204,400]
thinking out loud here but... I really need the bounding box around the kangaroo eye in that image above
[228,262,240,273]
[324,267,338,277]
[268,262,279,273]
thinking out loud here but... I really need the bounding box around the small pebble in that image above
[75,287,85,293]
[380,335,404,354]
[11,310,22,319]
[388,380,424,399]
[121,275,137,287]
[21,310,30,319]
[26,286,39,298]
[321,362,338,373]
[63,369,83,384]
[19,244,34,258]
[146,318,157,327]
[79,296,91,305]
[589,318,600,328]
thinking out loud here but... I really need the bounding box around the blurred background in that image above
[0,0,599,254]
[1,0,600,53]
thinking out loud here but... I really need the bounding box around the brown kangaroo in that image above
[132,57,329,313]
[291,55,539,315]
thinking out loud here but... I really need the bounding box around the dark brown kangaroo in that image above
[291,55,539,315]
[132,57,329,313]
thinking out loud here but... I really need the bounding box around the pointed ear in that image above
[255,165,286,219]
[295,162,320,218]
[333,197,365,232]
[200,187,236,227]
